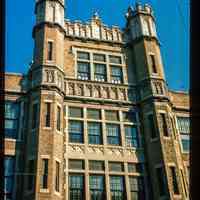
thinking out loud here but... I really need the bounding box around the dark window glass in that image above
[128,163,143,173]
[45,103,51,127]
[69,107,83,118]
[160,113,169,137]
[125,126,138,147]
[123,111,137,123]
[156,167,166,196]
[32,103,38,129]
[109,55,122,64]
[5,102,19,139]
[110,176,125,200]
[47,41,53,61]
[94,64,106,82]
[89,161,105,171]
[69,121,83,143]
[170,166,179,194]
[105,111,118,121]
[109,162,124,172]
[4,156,15,198]
[41,159,48,189]
[69,174,84,200]
[28,160,34,190]
[88,122,102,144]
[57,106,61,131]
[111,66,123,84]
[90,175,105,200]
[87,109,101,120]
[150,55,157,73]
[77,51,90,60]
[129,177,145,200]
[106,124,120,145]
[55,161,60,192]
[77,62,90,80]
[69,160,84,170]
[93,54,106,62]
[148,115,157,139]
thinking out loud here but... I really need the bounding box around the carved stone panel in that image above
[85,85,92,97]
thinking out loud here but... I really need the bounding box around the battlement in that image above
[64,13,123,43]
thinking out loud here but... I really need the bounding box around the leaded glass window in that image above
[89,161,105,171]
[69,107,83,118]
[110,176,125,200]
[77,51,90,60]
[69,160,84,170]
[111,66,123,84]
[129,177,145,200]
[105,110,118,121]
[106,124,120,145]
[87,109,101,120]
[109,56,122,64]
[94,63,106,82]
[109,162,124,172]
[93,54,106,62]
[77,62,90,80]
[125,126,138,148]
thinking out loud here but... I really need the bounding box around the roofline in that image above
[168,89,189,95]
[5,72,24,76]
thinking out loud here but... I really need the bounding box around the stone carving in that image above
[46,70,54,83]
[102,87,109,99]
[119,88,126,100]
[69,145,85,154]
[93,86,101,98]
[68,83,75,95]
[85,85,93,97]
[110,87,118,100]
[87,146,104,154]
[76,84,84,96]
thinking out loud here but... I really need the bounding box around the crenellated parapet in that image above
[64,13,123,43]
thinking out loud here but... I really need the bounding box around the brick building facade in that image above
[4,0,189,199]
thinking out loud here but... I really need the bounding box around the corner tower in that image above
[125,3,189,200]
[22,0,66,200]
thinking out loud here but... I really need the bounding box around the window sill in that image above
[40,188,49,193]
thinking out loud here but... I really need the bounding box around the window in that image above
[69,107,83,118]
[32,103,38,129]
[150,55,157,73]
[106,124,120,145]
[177,117,190,153]
[109,55,122,64]
[123,111,137,123]
[69,174,84,200]
[5,101,19,139]
[128,163,143,173]
[87,109,101,120]
[47,41,53,61]
[148,114,157,139]
[4,156,15,199]
[94,64,106,82]
[69,160,84,170]
[77,51,90,60]
[109,162,124,172]
[69,121,83,143]
[77,62,90,80]
[129,177,145,200]
[111,66,123,84]
[110,176,125,200]
[156,167,166,196]
[57,106,61,131]
[41,159,48,189]
[89,161,105,171]
[88,122,102,144]
[105,110,119,121]
[160,113,169,137]
[170,166,179,194]
[44,103,51,127]
[55,161,60,192]
[93,53,106,62]
[125,126,138,147]
[90,175,105,200]
[27,160,34,190]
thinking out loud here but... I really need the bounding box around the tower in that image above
[125,3,189,199]
[21,0,66,199]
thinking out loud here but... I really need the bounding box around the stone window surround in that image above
[31,100,39,132]
[73,47,127,84]
[55,102,62,134]
[65,104,141,148]
[46,39,54,63]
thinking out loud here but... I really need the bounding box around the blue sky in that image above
[6,0,189,91]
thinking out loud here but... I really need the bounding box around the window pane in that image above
[89,161,104,171]
[77,51,90,60]
[5,102,19,119]
[87,109,101,120]
[5,119,18,139]
[94,64,106,82]
[69,107,83,118]
[105,110,118,121]
[177,117,190,133]
[4,157,15,176]
[128,163,142,173]
[69,121,83,143]
[89,175,104,190]
[106,124,120,145]
[88,122,102,144]
[111,66,123,83]
[109,162,124,172]
[69,160,84,170]
[123,112,137,123]
[109,55,122,64]
[93,54,106,62]
[125,126,138,148]
[181,136,190,152]
[77,62,90,80]
[110,176,125,199]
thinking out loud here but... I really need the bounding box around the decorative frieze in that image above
[64,79,136,102]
